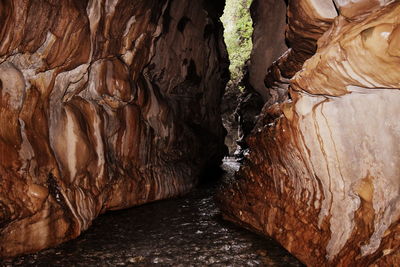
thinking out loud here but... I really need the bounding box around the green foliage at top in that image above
[221,0,253,89]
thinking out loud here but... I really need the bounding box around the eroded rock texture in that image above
[218,0,400,266]
[248,0,287,102]
[0,0,228,257]
[236,0,336,154]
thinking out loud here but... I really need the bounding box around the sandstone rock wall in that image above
[218,0,400,266]
[0,0,228,257]
[248,0,287,101]
[236,0,336,154]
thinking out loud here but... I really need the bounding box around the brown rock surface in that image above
[263,0,337,106]
[218,1,400,266]
[236,0,336,156]
[0,0,228,257]
[247,0,288,101]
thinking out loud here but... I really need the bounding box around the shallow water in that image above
[2,158,303,266]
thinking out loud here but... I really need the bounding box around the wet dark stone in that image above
[177,16,191,32]
[1,159,303,266]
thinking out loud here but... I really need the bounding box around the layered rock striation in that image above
[0,0,228,257]
[236,0,337,155]
[218,0,400,266]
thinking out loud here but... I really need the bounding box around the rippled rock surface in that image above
[0,0,228,257]
[236,0,336,151]
[218,1,400,266]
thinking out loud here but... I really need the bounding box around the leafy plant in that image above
[221,0,253,89]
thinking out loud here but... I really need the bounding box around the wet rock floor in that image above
[2,159,303,266]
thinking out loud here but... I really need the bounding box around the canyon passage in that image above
[1,0,400,266]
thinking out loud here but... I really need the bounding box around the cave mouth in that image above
[220,0,254,156]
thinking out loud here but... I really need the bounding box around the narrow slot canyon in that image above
[1,0,400,266]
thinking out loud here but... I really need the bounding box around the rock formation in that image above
[0,0,228,257]
[248,0,287,102]
[221,84,240,155]
[218,0,400,266]
[236,0,335,154]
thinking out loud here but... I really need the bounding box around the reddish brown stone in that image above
[0,0,228,257]
[218,1,400,266]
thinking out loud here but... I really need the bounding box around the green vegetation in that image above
[221,0,253,90]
